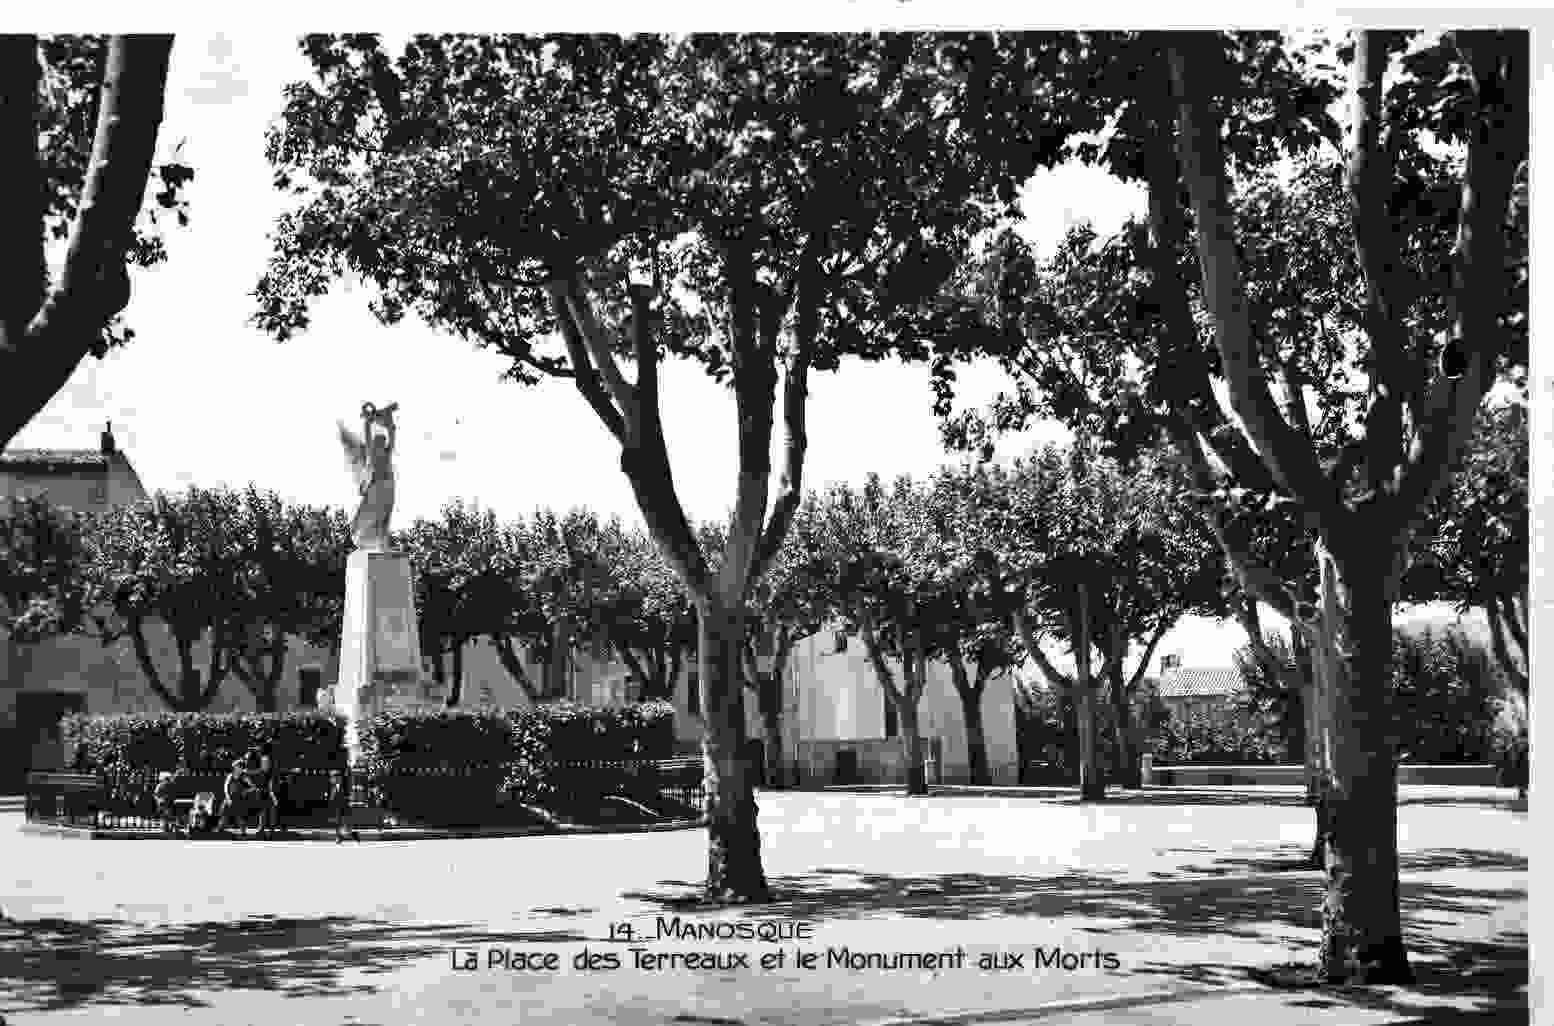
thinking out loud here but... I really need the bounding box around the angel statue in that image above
[338,401,399,551]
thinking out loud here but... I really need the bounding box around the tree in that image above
[224,489,352,711]
[939,30,1525,982]
[814,474,964,796]
[398,501,521,707]
[1,35,193,448]
[929,465,1024,786]
[0,495,98,642]
[594,519,699,704]
[254,33,1070,901]
[1406,399,1527,695]
[82,488,248,711]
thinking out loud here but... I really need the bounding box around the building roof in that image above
[1157,666,1246,698]
[0,448,108,472]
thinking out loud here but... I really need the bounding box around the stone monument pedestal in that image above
[335,548,445,763]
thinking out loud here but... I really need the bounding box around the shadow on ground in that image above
[626,847,1526,1023]
[0,914,587,1013]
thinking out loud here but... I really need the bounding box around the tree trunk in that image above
[491,635,541,703]
[1109,661,1140,789]
[445,641,464,707]
[961,689,989,786]
[1310,541,1412,984]
[947,654,990,785]
[1074,584,1105,801]
[548,619,571,701]
[0,37,176,450]
[899,694,928,795]
[698,598,769,903]
[760,639,791,789]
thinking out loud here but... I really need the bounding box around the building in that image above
[0,428,346,788]
[1154,652,1248,721]
[0,425,149,516]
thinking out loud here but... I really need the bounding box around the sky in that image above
[7,23,1512,669]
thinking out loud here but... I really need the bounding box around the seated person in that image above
[187,791,217,835]
[153,771,177,832]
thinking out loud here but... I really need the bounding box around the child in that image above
[153,771,177,833]
[329,769,359,843]
[188,791,216,835]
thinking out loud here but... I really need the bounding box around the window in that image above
[884,691,898,738]
[688,668,700,717]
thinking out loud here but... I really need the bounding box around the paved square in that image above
[0,788,1527,1025]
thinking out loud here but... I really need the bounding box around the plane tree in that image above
[253,32,1076,901]
[934,29,1526,982]
[1,35,192,448]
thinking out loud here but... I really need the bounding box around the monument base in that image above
[334,548,446,763]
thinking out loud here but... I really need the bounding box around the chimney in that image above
[100,421,116,455]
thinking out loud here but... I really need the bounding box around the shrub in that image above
[530,700,677,761]
[354,701,678,823]
[358,708,515,826]
[1390,628,1502,763]
[62,710,347,773]
[1151,707,1286,765]
[59,710,347,813]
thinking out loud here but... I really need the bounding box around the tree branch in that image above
[128,615,182,710]
[0,35,45,345]
[1014,608,1074,692]
[751,234,823,582]
[722,242,782,600]
[491,635,539,702]
[1163,417,1303,622]
[858,610,905,708]
[1165,35,1339,526]
[1128,617,1173,694]
[547,280,626,441]
[559,277,637,432]
[1348,30,1416,495]
[0,35,175,449]
[1391,31,1528,521]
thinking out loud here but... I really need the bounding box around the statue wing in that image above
[337,422,370,493]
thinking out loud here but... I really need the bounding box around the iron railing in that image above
[25,756,706,831]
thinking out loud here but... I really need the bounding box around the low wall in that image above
[1147,763,1501,787]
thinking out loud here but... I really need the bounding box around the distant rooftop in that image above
[0,448,108,471]
[1157,666,1246,698]
[0,425,120,473]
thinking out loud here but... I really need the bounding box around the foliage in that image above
[0,496,97,642]
[61,710,347,773]
[398,501,525,700]
[34,34,195,356]
[1233,630,1307,760]
[80,487,351,711]
[1150,707,1286,765]
[354,701,677,822]
[1389,627,1502,763]
[1405,399,1528,692]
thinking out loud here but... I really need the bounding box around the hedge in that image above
[53,702,683,828]
[61,711,348,774]
[354,700,679,826]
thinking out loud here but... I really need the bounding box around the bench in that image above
[25,771,105,824]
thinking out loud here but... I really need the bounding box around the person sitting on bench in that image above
[154,771,177,833]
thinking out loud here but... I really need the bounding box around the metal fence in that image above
[24,756,706,832]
